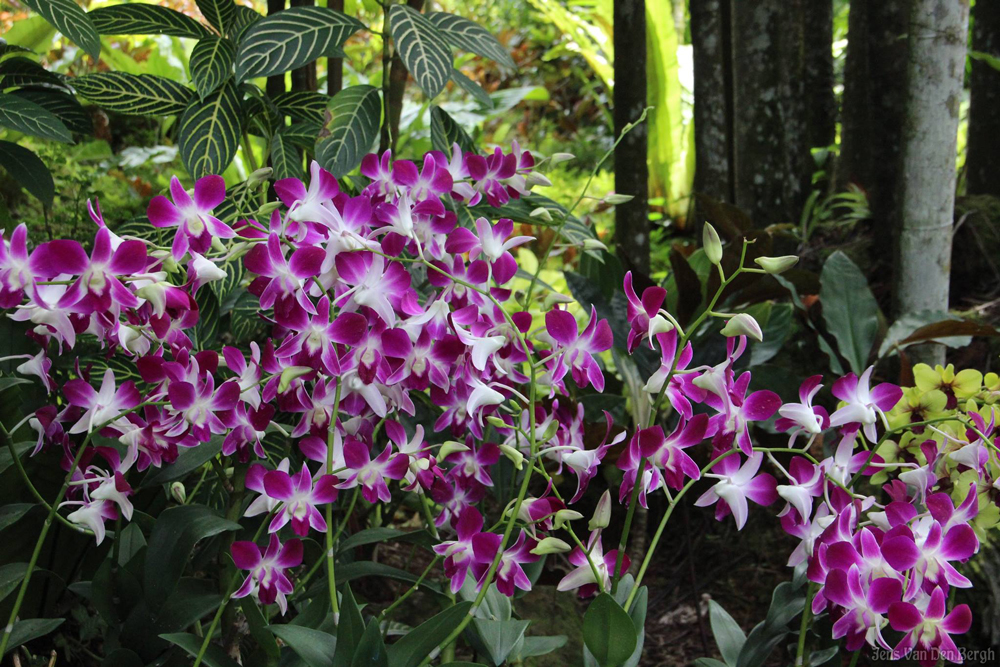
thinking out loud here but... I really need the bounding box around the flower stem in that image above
[795,582,817,666]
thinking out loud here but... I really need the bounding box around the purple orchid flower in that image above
[446,440,500,487]
[340,438,409,502]
[445,218,533,285]
[557,529,630,598]
[824,563,901,651]
[543,307,613,392]
[776,375,830,447]
[63,368,141,434]
[432,506,484,594]
[261,464,338,535]
[829,367,903,442]
[245,231,325,328]
[147,175,234,260]
[472,530,539,597]
[694,452,778,530]
[165,375,240,442]
[707,371,782,455]
[643,329,699,419]
[0,224,38,307]
[888,587,972,666]
[231,535,303,615]
[623,271,667,352]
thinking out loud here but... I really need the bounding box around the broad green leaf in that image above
[879,310,960,358]
[273,90,330,123]
[0,376,31,393]
[0,503,34,532]
[281,121,323,150]
[316,84,381,178]
[425,12,515,69]
[515,635,568,660]
[450,68,493,108]
[270,132,302,180]
[160,632,240,667]
[0,45,32,57]
[156,579,223,633]
[748,303,793,366]
[21,0,100,60]
[193,287,221,348]
[190,36,236,100]
[144,505,240,607]
[0,93,71,142]
[230,291,264,343]
[0,563,28,603]
[196,0,237,36]
[11,89,91,134]
[2,16,56,54]
[89,4,210,39]
[73,72,194,115]
[229,6,262,44]
[4,618,64,654]
[429,105,475,155]
[177,81,241,178]
[708,600,745,667]
[235,7,363,82]
[116,522,146,566]
[809,647,840,666]
[270,624,336,667]
[468,618,530,666]
[388,5,452,98]
[819,251,880,375]
[0,441,33,476]
[334,561,441,594]
[141,435,222,487]
[351,619,388,667]
[337,527,431,554]
[0,56,71,91]
[387,601,473,667]
[243,598,280,663]
[0,140,54,205]
[332,584,364,667]
[582,593,637,667]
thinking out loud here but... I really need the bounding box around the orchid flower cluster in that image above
[0,143,993,665]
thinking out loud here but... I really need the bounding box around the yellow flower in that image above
[886,387,948,430]
[913,364,984,408]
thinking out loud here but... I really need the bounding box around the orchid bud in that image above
[257,201,282,216]
[754,255,799,274]
[589,490,612,530]
[134,283,168,317]
[278,366,313,393]
[530,206,554,222]
[703,223,723,265]
[211,236,226,253]
[582,238,608,251]
[531,537,572,555]
[190,254,227,285]
[550,152,575,165]
[604,193,634,205]
[552,509,583,530]
[648,314,675,337]
[438,440,470,460]
[541,420,560,443]
[119,325,150,356]
[247,167,273,186]
[543,292,575,309]
[159,253,180,273]
[720,313,763,342]
[498,443,525,470]
[525,171,552,188]
[486,416,509,429]
[170,482,186,504]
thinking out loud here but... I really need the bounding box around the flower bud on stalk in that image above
[589,490,612,530]
[754,255,799,274]
[720,313,764,342]
[531,537,572,555]
[703,223,723,265]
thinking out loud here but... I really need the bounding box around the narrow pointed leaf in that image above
[270,624,336,667]
[389,5,452,98]
[315,84,381,177]
[3,618,64,654]
[160,632,240,667]
[89,4,210,39]
[12,89,91,134]
[425,12,515,69]
[387,601,473,667]
[450,68,493,108]
[0,93,71,142]
[235,7,363,82]
[73,72,194,115]
[190,35,236,99]
[177,81,241,178]
[20,0,100,60]
[0,503,34,532]
[332,584,364,667]
[430,105,476,155]
[351,619,389,667]
[0,141,54,205]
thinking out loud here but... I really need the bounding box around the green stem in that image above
[795,582,817,667]
[377,555,440,624]
[847,648,862,667]
[326,380,343,616]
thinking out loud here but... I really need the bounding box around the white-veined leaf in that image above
[270,132,302,181]
[0,93,71,142]
[21,0,100,60]
[89,4,210,39]
[196,0,236,36]
[73,72,194,115]
[235,6,362,82]
[11,89,91,134]
[272,90,329,123]
[315,84,380,177]
[190,35,235,100]
[429,105,475,155]
[177,81,241,178]
[425,11,515,69]
[388,5,452,98]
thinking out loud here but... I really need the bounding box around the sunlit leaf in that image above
[389,5,452,98]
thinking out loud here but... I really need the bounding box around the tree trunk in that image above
[966,0,1000,196]
[326,0,345,95]
[265,0,286,98]
[613,0,650,276]
[289,0,317,92]
[730,0,811,226]
[802,0,835,151]
[839,0,909,266]
[894,0,969,366]
[690,0,733,204]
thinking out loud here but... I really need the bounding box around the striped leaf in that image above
[389,5,452,98]
[192,288,220,349]
[73,72,194,115]
[0,45,32,58]
[0,140,53,205]
[280,121,322,151]
[450,68,492,108]
[425,12,516,70]
[190,36,235,100]
[212,259,246,310]
[270,132,302,180]
[0,93,71,142]
[430,105,475,156]
[213,180,251,223]
[21,0,100,60]
[272,90,328,123]
[89,4,210,39]
[177,81,242,178]
[230,291,264,344]
[315,84,380,178]
[0,57,71,92]
[12,89,91,135]
[196,0,236,36]
[229,6,262,44]
[235,6,362,82]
